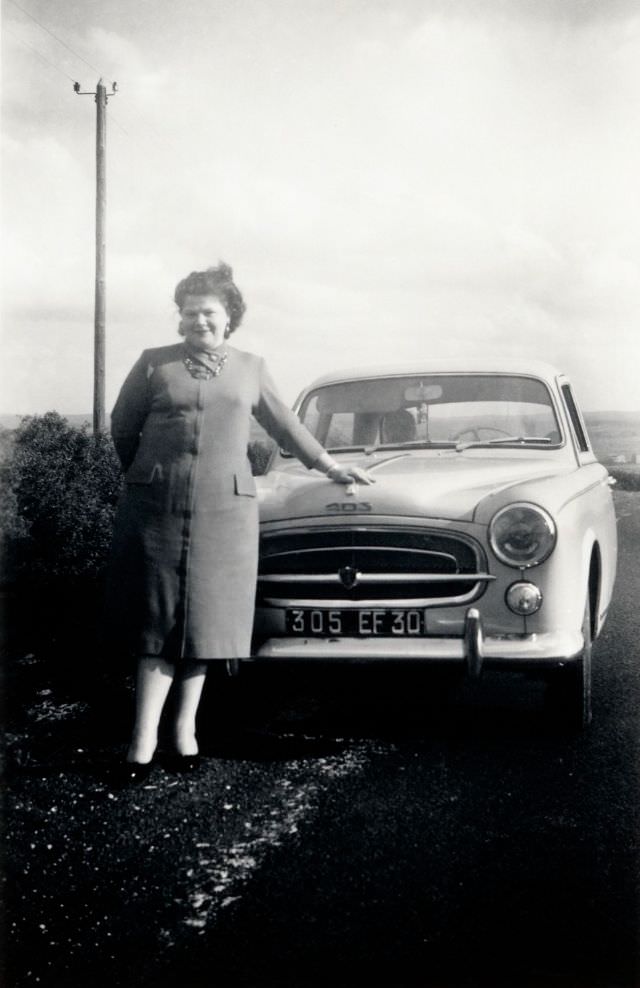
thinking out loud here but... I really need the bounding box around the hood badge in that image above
[338,566,361,590]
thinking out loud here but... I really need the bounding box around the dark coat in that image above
[105,343,325,659]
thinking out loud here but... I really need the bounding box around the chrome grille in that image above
[257,527,490,608]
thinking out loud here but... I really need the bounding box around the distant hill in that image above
[0,413,94,431]
[2,411,640,464]
[0,413,272,444]
[583,412,640,463]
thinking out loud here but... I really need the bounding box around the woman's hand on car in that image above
[327,465,375,485]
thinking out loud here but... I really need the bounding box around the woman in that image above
[107,262,371,782]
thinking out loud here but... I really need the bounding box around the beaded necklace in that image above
[183,348,228,380]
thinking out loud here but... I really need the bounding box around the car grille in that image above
[257,527,488,608]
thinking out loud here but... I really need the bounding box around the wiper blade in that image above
[455,436,553,452]
[364,441,456,455]
[323,445,367,454]
[280,444,368,458]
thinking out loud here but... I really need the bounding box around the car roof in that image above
[298,359,565,392]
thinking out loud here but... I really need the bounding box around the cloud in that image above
[2,131,94,311]
[2,0,640,412]
[87,26,169,97]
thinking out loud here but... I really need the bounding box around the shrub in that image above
[1,413,123,661]
[0,412,122,590]
[0,418,277,589]
[0,416,278,661]
[608,465,640,492]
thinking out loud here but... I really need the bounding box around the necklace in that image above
[183,348,228,380]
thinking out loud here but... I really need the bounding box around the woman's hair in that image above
[174,262,247,334]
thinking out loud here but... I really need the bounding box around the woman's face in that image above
[179,294,229,352]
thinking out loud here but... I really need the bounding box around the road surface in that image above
[4,492,639,988]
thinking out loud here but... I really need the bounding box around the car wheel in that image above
[545,596,593,728]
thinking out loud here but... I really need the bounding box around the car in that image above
[250,359,618,727]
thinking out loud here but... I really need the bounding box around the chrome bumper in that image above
[252,607,584,675]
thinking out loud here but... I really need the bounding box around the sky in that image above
[2,0,639,414]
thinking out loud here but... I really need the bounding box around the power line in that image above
[6,0,185,162]
[9,29,141,147]
[4,24,78,83]
[6,0,171,154]
[7,4,126,435]
[7,24,130,139]
[6,0,132,139]
[6,0,103,75]
[109,113,130,137]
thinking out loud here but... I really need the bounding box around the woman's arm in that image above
[110,352,152,470]
[253,359,373,486]
[311,450,373,485]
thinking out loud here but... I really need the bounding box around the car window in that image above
[298,375,561,451]
[561,383,590,453]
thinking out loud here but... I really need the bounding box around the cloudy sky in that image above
[2,0,639,414]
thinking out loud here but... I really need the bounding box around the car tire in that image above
[545,596,593,729]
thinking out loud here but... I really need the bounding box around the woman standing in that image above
[107,263,371,782]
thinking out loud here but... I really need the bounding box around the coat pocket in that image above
[234,472,257,497]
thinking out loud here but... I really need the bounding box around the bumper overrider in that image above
[253,607,585,676]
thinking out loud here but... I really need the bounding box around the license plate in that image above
[285,608,427,637]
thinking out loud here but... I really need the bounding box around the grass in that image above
[608,465,640,491]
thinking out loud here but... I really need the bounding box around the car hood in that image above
[257,451,572,523]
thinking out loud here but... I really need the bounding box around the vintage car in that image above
[250,360,618,726]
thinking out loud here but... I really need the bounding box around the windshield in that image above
[296,374,561,452]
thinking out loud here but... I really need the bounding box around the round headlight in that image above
[505,581,543,615]
[489,502,556,568]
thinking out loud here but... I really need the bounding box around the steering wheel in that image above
[450,426,513,443]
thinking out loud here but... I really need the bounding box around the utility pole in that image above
[74,78,118,433]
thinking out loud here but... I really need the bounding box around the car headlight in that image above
[505,581,543,615]
[489,502,556,568]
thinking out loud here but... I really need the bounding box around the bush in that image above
[0,417,275,661]
[0,413,123,665]
[0,412,122,588]
[608,465,640,492]
[0,417,275,592]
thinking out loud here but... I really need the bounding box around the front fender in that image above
[472,462,610,526]
[521,477,617,640]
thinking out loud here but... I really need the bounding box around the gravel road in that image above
[4,492,639,988]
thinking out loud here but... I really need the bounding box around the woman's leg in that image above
[127,656,175,764]
[172,661,208,756]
